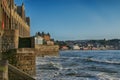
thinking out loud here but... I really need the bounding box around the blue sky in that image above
[15,0,120,40]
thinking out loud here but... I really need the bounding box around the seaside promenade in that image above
[0,0,59,80]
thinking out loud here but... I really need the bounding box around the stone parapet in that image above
[35,45,59,57]
[35,45,59,51]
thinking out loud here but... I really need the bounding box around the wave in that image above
[37,62,62,70]
[83,58,120,65]
[97,72,120,80]
[86,66,117,73]
[65,71,96,78]
[57,56,120,65]
[60,56,120,65]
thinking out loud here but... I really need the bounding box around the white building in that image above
[73,44,80,50]
[35,36,43,45]
[47,41,54,45]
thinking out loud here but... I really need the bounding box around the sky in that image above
[14,0,120,40]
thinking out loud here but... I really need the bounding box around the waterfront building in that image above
[43,33,50,41]
[72,44,80,50]
[35,35,43,45]
[35,32,54,45]
[36,32,51,41]
[61,46,69,50]
[47,41,54,45]
[0,0,30,51]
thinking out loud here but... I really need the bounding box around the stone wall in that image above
[0,60,35,80]
[35,45,59,57]
[2,30,19,51]
[3,48,36,76]
[16,48,36,76]
[0,60,8,80]
[8,64,35,80]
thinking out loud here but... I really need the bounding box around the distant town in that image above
[55,39,120,50]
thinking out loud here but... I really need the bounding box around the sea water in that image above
[36,50,120,80]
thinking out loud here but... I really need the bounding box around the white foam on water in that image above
[97,72,120,80]
[85,58,120,65]
[36,51,120,80]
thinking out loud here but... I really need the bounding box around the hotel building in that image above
[0,0,30,51]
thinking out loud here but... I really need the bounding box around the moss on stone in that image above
[0,66,6,71]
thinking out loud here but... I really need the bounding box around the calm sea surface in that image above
[36,50,120,80]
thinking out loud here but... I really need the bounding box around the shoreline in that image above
[60,49,120,51]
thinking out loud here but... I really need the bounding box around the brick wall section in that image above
[0,60,8,80]
[16,48,36,76]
